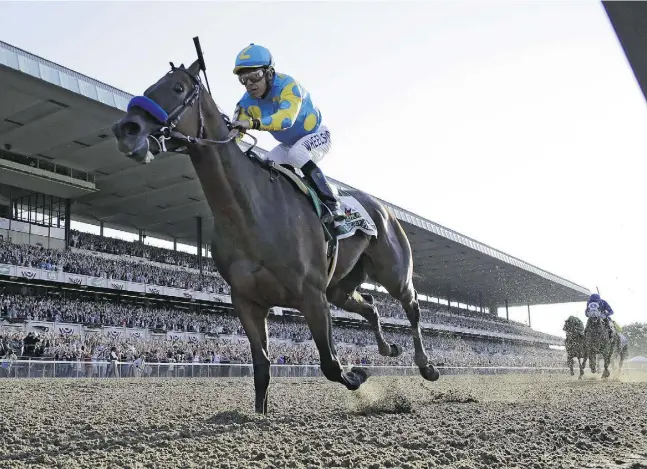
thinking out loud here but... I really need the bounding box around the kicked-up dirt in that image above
[0,373,646,469]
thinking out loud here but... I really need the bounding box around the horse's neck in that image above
[187,100,271,238]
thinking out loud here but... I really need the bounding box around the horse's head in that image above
[563,316,584,335]
[111,60,207,163]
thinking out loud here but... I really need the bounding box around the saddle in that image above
[245,149,337,255]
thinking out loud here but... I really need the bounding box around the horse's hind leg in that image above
[364,227,438,381]
[328,259,401,358]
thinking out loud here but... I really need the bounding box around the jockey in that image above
[230,43,345,224]
[585,293,614,338]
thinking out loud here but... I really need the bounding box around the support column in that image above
[527,304,531,327]
[100,221,104,237]
[173,237,177,251]
[64,199,71,249]
[505,299,509,321]
[138,229,144,243]
[196,216,203,274]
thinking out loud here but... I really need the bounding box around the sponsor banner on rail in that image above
[22,321,83,337]
[0,263,233,305]
[1,320,204,343]
[17,266,40,281]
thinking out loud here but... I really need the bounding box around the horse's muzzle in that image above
[111,118,157,164]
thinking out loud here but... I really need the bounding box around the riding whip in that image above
[193,36,212,95]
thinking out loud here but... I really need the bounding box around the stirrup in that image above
[322,205,344,223]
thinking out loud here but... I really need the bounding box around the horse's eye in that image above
[173,83,185,93]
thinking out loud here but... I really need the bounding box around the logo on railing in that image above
[183,292,193,299]
[68,277,82,285]
[90,278,103,287]
[20,270,37,280]
[149,288,161,295]
[58,327,75,336]
[107,330,121,339]
[46,272,58,280]
[0,265,10,275]
[111,283,125,290]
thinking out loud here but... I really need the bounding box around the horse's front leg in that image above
[232,294,271,414]
[579,356,587,379]
[567,354,575,376]
[602,352,611,379]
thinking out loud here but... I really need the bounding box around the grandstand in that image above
[0,39,588,370]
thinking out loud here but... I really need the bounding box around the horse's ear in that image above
[188,59,201,76]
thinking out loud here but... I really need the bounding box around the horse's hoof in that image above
[420,365,440,382]
[390,343,402,357]
[578,375,583,380]
[570,370,575,376]
[350,366,370,384]
[360,293,374,305]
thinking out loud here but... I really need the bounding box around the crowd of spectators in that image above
[0,231,567,373]
[70,230,218,272]
[1,234,558,341]
[1,292,565,370]
[1,238,230,294]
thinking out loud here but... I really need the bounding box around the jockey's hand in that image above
[231,120,251,131]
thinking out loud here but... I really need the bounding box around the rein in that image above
[127,64,257,155]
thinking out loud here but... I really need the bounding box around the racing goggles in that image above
[238,68,267,85]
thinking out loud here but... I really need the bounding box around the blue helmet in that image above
[589,293,601,302]
[233,44,274,74]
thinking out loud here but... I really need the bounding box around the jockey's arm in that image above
[602,301,614,316]
[232,103,252,141]
[256,81,303,131]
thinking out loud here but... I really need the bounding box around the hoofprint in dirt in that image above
[1,375,646,469]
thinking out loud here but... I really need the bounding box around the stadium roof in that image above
[0,39,590,308]
[603,1,647,105]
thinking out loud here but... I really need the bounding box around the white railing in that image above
[0,360,573,379]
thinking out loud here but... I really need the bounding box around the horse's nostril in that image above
[123,121,142,136]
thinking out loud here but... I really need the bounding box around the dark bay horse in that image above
[563,316,587,379]
[111,59,439,413]
[584,315,620,379]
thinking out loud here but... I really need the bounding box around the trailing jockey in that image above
[230,43,345,224]
[584,293,615,339]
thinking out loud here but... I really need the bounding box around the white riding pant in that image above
[265,126,331,169]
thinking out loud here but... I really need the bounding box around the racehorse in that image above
[111,55,439,414]
[584,313,621,379]
[563,316,587,379]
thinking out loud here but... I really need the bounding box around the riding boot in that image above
[301,160,345,223]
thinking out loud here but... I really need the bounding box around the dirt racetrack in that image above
[1,373,646,469]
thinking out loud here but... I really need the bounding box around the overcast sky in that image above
[1,1,645,337]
